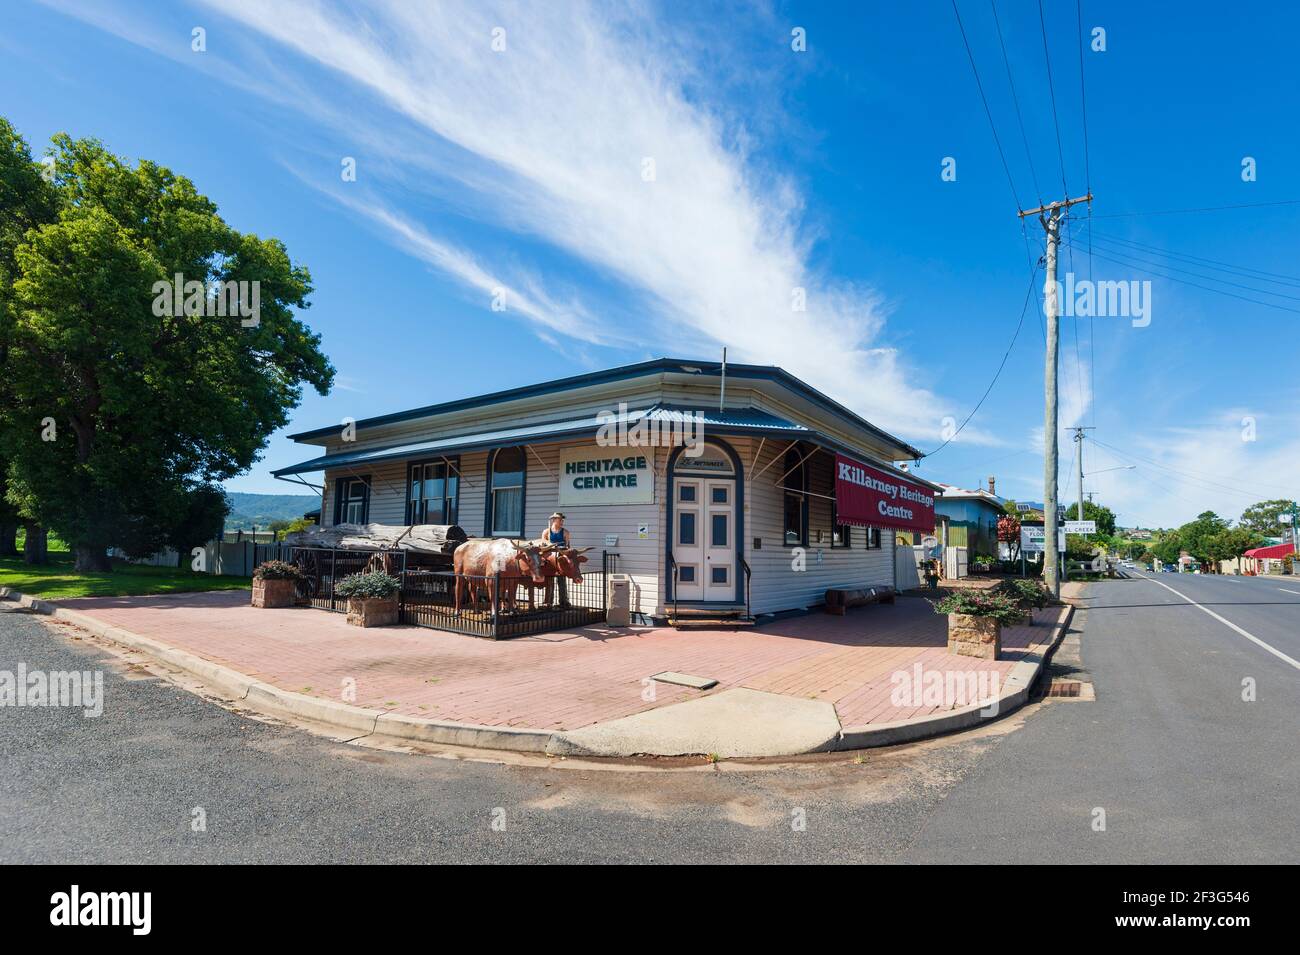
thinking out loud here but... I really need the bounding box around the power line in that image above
[951,0,1024,211]
[1072,243,1300,314]
[1090,198,1300,219]
[1075,0,1092,199]
[990,0,1042,206]
[1091,439,1296,498]
[1091,438,1297,502]
[1036,0,1069,198]
[920,260,1041,458]
[1076,0,1096,429]
[1074,224,1300,287]
[1075,232,1300,302]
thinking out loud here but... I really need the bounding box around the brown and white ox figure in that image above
[536,547,592,607]
[452,539,548,614]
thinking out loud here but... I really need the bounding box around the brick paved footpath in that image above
[53,590,1067,731]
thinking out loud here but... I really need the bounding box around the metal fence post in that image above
[330,550,337,611]
[399,551,407,622]
[491,571,500,638]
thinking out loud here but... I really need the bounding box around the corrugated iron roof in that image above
[271,401,936,488]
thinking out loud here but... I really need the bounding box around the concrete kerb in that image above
[0,586,554,753]
[1,586,1074,759]
[833,602,1075,750]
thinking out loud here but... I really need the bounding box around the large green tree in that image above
[1,122,333,570]
[0,118,59,560]
[1069,499,1117,537]
[1239,499,1297,538]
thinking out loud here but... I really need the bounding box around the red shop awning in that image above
[1244,543,1295,560]
[834,453,936,533]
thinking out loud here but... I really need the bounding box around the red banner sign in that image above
[835,454,936,533]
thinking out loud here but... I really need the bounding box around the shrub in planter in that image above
[930,589,1022,659]
[992,578,1049,623]
[335,571,401,627]
[254,560,304,581]
[252,560,303,608]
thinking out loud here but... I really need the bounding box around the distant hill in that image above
[224,492,319,531]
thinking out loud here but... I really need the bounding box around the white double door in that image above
[672,477,734,602]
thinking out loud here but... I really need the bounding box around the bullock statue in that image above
[452,539,548,615]
[533,547,593,607]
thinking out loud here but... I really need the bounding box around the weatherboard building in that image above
[275,358,939,622]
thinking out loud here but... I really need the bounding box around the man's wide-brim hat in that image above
[550,512,565,520]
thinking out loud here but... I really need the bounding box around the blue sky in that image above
[4,0,1298,528]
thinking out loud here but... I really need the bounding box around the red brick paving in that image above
[55,590,1065,732]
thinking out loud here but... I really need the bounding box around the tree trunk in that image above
[23,522,49,565]
[74,544,112,573]
[0,521,18,557]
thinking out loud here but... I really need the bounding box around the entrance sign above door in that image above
[559,446,654,506]
[672,443,734,475]
[834,453,936,533]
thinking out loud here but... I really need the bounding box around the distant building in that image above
[904,477,1006,556]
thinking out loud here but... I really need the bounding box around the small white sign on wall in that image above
[637,523,649,539]
[603,533,619,547]
[558,447,655,506]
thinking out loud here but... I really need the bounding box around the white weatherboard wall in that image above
[323,434,904,619]
[737,437,896,616]
[322,439,667,619]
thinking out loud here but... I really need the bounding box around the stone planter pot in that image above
[947,612,1001,660]
[252,577,297,609]
[346,596,399,628]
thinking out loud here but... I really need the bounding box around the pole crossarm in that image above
[1018,193,1094,219]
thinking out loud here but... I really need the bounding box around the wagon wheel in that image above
[293,549,321,600]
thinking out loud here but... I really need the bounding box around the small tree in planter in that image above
[334,571,401,628]
[930,589,1023,660]
[252,560,303,608]
[992,578,1049,625]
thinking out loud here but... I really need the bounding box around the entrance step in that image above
[667,614,756,630]
[668,606,746,617]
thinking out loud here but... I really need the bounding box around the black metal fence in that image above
[276,546,610,639]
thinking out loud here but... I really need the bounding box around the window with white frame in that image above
[407,459,459,525]
[333,476,370,525]
[489,447,525,537]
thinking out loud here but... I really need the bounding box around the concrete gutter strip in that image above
[834,603,1074,750]
[2,587,1073,758]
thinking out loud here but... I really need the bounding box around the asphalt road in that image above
[1,576,1295,864]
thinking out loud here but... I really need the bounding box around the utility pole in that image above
[1020,194,1092,597]
[1070,426,1095,522]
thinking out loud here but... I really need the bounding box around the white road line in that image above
[1279,588,1300,596]
[1134,573,1300,671]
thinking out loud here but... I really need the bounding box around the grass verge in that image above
[0,549,250,599]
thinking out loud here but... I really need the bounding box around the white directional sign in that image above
[1064,520,1097,534]
[1021,525,1066,553]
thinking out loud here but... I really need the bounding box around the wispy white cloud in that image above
[53,0,1001,447]
[1079,407,1300,528]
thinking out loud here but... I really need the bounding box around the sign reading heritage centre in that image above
[834,453,936,533]
[558,447,655,506]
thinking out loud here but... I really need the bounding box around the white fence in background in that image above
[945,546,968,580]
